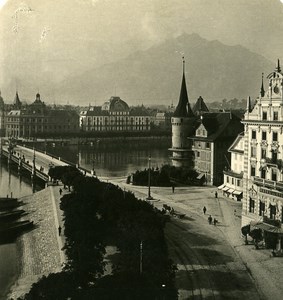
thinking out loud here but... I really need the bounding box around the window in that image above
[261,169,266,179]
[262,111,267,120]
[252,130,256,139]
[259,201,265,217]
[237,179,240,187]
[249,198,255,213]
[273,132,278,142]
[272,169,277,181]
[227,176,229,183]
[251,146,256,157]
[262,131,266,140]
[251,166,255,177]
[272,150,277,163]
[270,205,276,220]
[261,148,266,159]
[206,142,210,149]
[273,111,278,121]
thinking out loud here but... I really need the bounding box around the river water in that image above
[0,138,171,298]
[0,161,41,300]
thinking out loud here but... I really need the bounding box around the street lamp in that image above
[147,155,153,200]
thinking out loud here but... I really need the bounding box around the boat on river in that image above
[0,220,34,237]
[0,209,26,222]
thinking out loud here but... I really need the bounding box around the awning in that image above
[218,184,225,190]
[233,190,243,196]
[222,186,230,191]
[197,173,205,180]
[227,188,235,193]
[251,221,283,234]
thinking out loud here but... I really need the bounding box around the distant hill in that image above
[52,33,274,106]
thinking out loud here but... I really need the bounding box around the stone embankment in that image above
[8,186,65,300]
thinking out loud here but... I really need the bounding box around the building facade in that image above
[190,112,244,185]
[241,61,283,228]
[6,93,79,138]
[80,96,151,132]
[218,132,244,201]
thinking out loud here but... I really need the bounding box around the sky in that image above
[0,0,283,103]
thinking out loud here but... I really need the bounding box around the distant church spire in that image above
[173,56,194,117]
[276,59,281,73]
[260,73,265,97]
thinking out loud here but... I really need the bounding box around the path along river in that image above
[0,140,171,299]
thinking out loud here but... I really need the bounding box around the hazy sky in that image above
[0,0,283,103]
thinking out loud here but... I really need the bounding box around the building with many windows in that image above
[189,112,243,186]
[241,60,283,231]
[6,93,79,138]
[80,96,151,132]
[218,132,244,201]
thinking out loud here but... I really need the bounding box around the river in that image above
[0,138,172,299]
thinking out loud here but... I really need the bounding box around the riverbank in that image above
[7,186,65,300]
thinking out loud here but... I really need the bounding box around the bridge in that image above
[1,144,93,183]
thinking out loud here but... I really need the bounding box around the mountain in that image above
[53,33,274,106]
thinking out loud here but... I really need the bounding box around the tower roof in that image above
[173,57,194,118]
[192,96,209,115]
[14,91,22,108]
[260,73,265,97]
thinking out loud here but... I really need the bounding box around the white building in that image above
[242,60,283,229]
[219,132,244,201]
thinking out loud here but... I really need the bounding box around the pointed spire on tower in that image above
[246,96,252,113]
[173,56,194,117]
[276,59,281,73]
[260,73,265,97]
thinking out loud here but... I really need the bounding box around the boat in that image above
[0,209,26,222]
[0,200,24,210]
[0,220,34,237]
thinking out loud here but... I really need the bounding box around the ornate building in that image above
[80,96,151,132]
[241,60,283,228]
[6,92,79,138]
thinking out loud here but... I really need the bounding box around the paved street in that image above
[108,179,283,300]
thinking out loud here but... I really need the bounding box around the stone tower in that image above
[169,57,195,168]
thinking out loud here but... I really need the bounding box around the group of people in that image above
[203,206,218,225]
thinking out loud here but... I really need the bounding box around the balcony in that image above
[253,176,283,192]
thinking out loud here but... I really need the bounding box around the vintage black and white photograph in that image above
[0,1,283,299]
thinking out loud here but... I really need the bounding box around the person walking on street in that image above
[213,218,218,226]
[208,215,212,225]
[203,206,207,214]
[59,188,62,195]
[58,226,62,236]
[172,185,175,193]
[215,191,218,198]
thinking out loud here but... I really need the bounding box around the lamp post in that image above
[147,155,153,200]
[140,240,143,274]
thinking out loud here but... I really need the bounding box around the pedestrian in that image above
[172,185,175,193]
[213,218,217,226]
[203,206,207,214]
[58,226,62,236]
[59,188,62,195]
[215,191,218,198]
[208,215,212,225]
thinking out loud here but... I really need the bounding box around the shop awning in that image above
[233,190,243,196]
[197,173,205,180]
[251,221,283,234]
[218,184,225,190]
[227,188,235,193]
[222,186,230,191]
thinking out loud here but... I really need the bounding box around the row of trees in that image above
[21,167,177,299]
[129,164,199,186]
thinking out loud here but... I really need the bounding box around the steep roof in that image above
[192,96,209,115]
[173,60,194,118]
[189,112,243,142]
